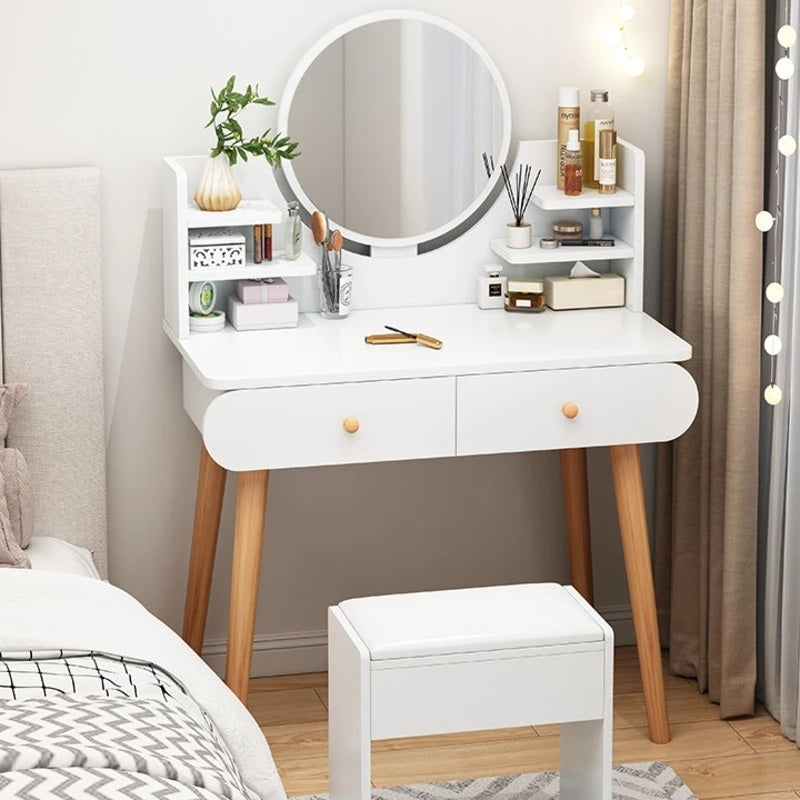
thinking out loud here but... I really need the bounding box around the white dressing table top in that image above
[166,304,691,391]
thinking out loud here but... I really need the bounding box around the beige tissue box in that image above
[544,273,625,310]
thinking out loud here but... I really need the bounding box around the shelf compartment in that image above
[532,185,635,210]
[187,251,316,282]
[187,198,283,228]
[490,237,634,264]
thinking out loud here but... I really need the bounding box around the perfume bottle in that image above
[478,265,507,310]
[564,129,583,196]
[284,201,302,261]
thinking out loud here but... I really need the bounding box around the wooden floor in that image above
[247,647,800,799]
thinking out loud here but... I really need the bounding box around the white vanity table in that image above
[163,10,698,747]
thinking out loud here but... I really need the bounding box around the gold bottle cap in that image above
[508,278,544,293]
[265,223,273,235]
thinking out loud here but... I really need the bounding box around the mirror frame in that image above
[277,9,512,253]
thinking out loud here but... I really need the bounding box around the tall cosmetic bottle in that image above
[598,129,617,194]
[284,201,302,261]
[557,88,580,190]
[583,90,614,189]
[564,129,583,196]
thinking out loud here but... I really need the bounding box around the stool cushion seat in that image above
[339,583,603,660]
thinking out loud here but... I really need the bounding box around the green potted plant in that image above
[194,75,300,212]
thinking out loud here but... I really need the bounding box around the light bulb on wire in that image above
[765,384,783,405]
[618,3,636,21]
[778,24,797,48]
[779,134,797,156]
[764,335,783,356]
[627,55,646,76]
[756,210,775,231]
[766,282,785,303]
[776,56,795,80]
[600,24,623,47]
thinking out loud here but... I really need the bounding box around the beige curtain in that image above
[655,0,765,717]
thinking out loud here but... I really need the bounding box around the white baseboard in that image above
[201,604,635,678]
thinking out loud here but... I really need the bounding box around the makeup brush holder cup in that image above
[318,249,353,319]
[506,223,532,249]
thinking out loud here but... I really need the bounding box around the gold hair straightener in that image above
[364,325,443,350]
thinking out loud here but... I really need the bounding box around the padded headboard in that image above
[0,168,108,577]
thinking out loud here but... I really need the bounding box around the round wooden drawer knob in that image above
[343,417,360,434]
[562,402,579,420]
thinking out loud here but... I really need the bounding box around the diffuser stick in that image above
[501,164,541,226]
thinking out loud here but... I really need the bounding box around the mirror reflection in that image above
[286,18,506,241]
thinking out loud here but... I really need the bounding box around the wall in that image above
[0,0,670,673]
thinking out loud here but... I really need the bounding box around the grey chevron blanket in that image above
[0,693,258,799]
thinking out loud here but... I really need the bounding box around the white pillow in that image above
[26,537,100,579]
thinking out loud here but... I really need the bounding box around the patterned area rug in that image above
[296,762,696,800]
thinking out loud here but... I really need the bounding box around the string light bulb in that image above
[764,335,783,356]
[765,384,783,405]
[600,24,623,47]
[618,3,636,21]
[766,282,785,303]
[626,56,646,76]
[779,134,797,156]
[776,56,795,80]
[778,24,797,48]
[756,210,775,231]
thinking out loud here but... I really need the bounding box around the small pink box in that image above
[237,278,290,304]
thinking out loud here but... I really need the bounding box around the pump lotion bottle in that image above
[557,88,580,190]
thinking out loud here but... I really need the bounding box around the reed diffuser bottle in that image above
[501,163,540,248]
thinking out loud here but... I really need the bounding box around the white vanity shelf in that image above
[163,155,318,339]
[187,251,316,282]
[187,198,284,228]
[490,237,634,264]
[532,185,635,210]
[490,139,643,293]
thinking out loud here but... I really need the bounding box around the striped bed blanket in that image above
[0,650,258,799]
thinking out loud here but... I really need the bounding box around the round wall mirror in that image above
[278,10,511,253]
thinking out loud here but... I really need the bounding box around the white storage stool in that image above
[328,583,613,800]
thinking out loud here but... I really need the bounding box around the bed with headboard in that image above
[0,167,107,578]
[0,168,283,800]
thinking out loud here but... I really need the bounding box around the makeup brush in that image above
[311,210,328,245]
[385,325,443,350]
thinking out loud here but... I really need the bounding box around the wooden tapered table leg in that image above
[609,443,670,744]
[225,469,270,703]
[183,443,228,654]
[560,448,594,604]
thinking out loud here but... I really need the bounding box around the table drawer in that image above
[456,363,697,455]
[202,377,456,471]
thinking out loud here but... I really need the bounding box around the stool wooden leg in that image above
[182,443,228,654]
[560,448,594,604]
[225,469,270,703]
[329,608,371,800]
[609,443,671,744]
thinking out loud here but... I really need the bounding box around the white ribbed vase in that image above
[194,154,242,212]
